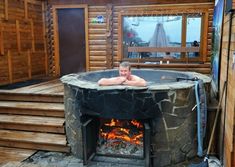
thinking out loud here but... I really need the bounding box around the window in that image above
[118,10,208,62]
[186,16,202,58]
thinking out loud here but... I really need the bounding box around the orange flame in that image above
[105,119,120,126]
[131,120,143,128]
[100,119,143,145]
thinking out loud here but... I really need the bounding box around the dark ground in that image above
[2,151,208,167]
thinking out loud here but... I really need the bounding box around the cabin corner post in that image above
[0,21,4,56]
[4,0,8,21]
[117,12,123,62]
[106,4,114,69]
[202,11,209,62]
[42,2,48,75]
[27,50,32,79]
[24,0,28,20]
[84,5,89,72]
[16,20,21,53]
[7,50,12,83]
[52,6,60,76]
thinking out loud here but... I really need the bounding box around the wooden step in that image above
[0,101,64,117]
[0,147,36,166]
[0,130,70,152]
[11,79,62,93]
[0,92,64,103]
[0,114,65,133]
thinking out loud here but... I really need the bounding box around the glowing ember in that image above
[97,119,144,157]
[131,120,143,128]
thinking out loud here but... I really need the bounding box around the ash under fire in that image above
[97,119,144,157]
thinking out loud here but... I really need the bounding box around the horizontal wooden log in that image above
[89,12,106,17]
[89,40,106,45]
[89,28,106,34]
[89,56,106,61]
[89,67,106,71]
[88,18,107,23]
[90,62,106,67]
[113,40,118,45]
[89,34,106,40]
[89,51,107,56]
[128,46,200,53]
[88,6,106,11]
[88,24,106,29]
[129,65,210,74]
[89,45,106,50]
[12,77,29,83]
[130,62,210,68]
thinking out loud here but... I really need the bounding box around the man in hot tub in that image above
[98,61,146,87]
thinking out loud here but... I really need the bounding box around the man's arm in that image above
[98,77,126,86]
[122,76,147,87]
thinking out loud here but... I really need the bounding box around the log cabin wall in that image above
[114,4,214,73]
[219,5,235,167]
[46,0,214,75]
[0,0,47,86]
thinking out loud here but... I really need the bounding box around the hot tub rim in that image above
[60,69,211,91]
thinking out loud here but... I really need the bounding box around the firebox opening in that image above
[97,118,144,159]
[82,116,151,166]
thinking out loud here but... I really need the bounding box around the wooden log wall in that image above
[87,3,214,72]
[88,6,107,71]
[220,8,235,167]
[46,1,214,74]
[0,0,47,86]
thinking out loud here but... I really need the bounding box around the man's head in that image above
[119,61,131,78]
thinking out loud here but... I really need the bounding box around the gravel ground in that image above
[1,151,211,167]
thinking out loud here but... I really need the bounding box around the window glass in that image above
[186,16,201,58]
[122,15,182,59]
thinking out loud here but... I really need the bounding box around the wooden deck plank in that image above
[0,147,36,166]
[0,130,67,145]
[0,79,64,95]
[0,78,69,154]
[0,101,64,110]
[0,108,64,118]
[0,115,65,133]
[0,92,64,103]
[32,83,64,94]
[49,86,64,94]
[13,80,63,94]
[24,82,63,94]
[0,115,64,126]
[11,79,60,92]
[0,140,69,153]
[0,124,65,134]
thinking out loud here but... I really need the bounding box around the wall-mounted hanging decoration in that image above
[91,15,104,23]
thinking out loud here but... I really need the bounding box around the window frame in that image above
[117,9,209,63]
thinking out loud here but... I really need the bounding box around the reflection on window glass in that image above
[186,16,201,58]
[123,15,182,59]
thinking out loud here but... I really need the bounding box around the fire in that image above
[100,119,143,145]
[104,119,120,126]
[131,120,143,128]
